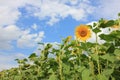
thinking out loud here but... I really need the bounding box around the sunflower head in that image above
[75,24,91,41]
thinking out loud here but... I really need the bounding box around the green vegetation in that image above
[0,14,120,80]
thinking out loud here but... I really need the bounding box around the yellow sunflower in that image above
[75,24,91,41]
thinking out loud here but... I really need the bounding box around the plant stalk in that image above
[95,33,101,75]
[58,53,63,80]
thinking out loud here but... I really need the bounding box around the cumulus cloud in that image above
[31,24,38,30]
[0,7,21,26]
[0,25,21,50]
[32,0,95,25]
[0,0,28,26]
[1,0,120,26]
[0,52,27,71]
[94,0,120,19]
[0,25,44,50]
[17,30,44,48]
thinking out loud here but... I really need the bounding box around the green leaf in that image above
[106,43,115,53]
[111,77,115,80]
[23,58,28,62]
[99,34,115,42]
[99,34,110,41]
[99,20,115,28]
[46,43,52,49]
[115,38,120,46]
[86,42,96,48]
[91,54,99,61]
[100,54,115,63]
[114,49,120,56]
[63,63,70,75]
[82,69,92,80]
[77,66,86,72]
[99,30,120,42]
[93,22,97,27]
[102,69,114,76]
[105,20,115,27]
[92,27,101,33]
[80,42,89,50]
[37,42,44,45]
[14,76,22,80]
[49,74,57,80]
[97,74,108,80]
[28,53,37,59]
[48,69,53,74]
[118,13,120,17]
[111,30,120,38]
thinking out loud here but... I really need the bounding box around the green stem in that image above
[106,60,109,69]
[84,41,95,77]
[58,42,68,80]
[19,65,22,80]
[37,65,40,76]
[95,33,101,74]
[2,71,4,80]
[58,54,63,80]
[89,59,95,79]
[58,45,65,80]
[74,71,78,80]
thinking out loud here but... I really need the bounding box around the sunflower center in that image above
[80,30,87,37]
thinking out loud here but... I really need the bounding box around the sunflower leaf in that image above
[92,27,101,33]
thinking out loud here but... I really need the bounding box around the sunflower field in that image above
[0,14,120,80]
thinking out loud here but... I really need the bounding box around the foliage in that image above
[0,14,120,80]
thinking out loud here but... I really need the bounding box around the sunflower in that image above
[75,24,91,41]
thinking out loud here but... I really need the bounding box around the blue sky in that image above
[0,0,120,70]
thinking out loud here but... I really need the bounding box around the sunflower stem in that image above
[58,54,63,80]
[58,42,66,80]
[89,59,95,79]
[85,41,95,79]
[95,33,101,75]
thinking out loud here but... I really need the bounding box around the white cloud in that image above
[0,52,27,71]
[0,7,21,26]
[0,25,21,50]
[0,0,28,26]
[17,30,44,48]
[0,25,44,50]
[87,21,97,26]
[34,31,44,42]
[69,0,79,5]
[31,24,38,30]
[0,0,120,26]
[94,0,120,19]
[0,63,17,71]
[30,0,95,25]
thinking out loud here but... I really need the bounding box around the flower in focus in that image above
[75,24,91,41]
